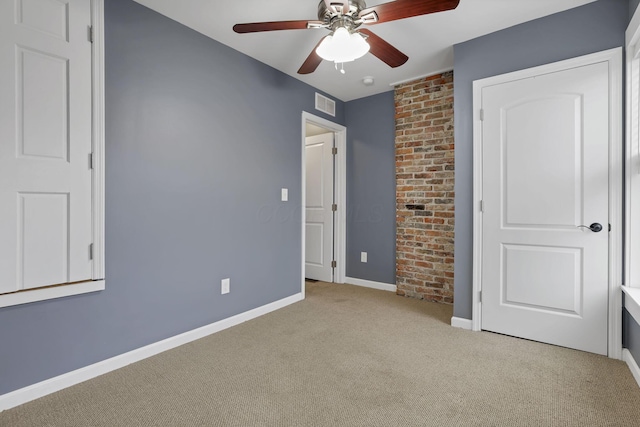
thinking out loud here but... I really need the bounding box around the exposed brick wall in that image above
[395,71,454,303]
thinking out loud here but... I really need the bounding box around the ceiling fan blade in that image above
[359,29,408,68]
[359,0,460,25]
[233,20,322,33]
[298,39,325,74]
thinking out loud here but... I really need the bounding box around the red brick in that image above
[395,71,455,305]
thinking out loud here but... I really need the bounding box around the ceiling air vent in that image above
[315,93,336,117]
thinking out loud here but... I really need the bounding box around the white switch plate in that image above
[281,188,288,202]
[361,252,367,263]
[221,278,230,295]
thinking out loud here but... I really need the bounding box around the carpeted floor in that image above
[2,281,640,426]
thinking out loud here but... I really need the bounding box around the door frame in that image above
[92,0,106,281]
[301,112,347,297]
[471,48,623,359]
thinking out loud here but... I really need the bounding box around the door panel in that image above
[0,0,92,294]
[305,144,324,208]
[481,61,609,355]
[20,192,69,289]
[18,47,69,160]
[503,96,582,228]
[305,133,334,282]
[305,223,325,266]
[17,0,70,41]
[502,244,581,315]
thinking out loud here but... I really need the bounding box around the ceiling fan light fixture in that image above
[316,27,370,63]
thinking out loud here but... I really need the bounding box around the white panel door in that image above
[0,0,93,293]
[305,133,334,282]
[481,61,610,355]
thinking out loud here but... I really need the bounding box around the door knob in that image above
[577,223,603,233]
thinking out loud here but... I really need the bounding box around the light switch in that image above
[361,252,368,263]
[281,188,288,201]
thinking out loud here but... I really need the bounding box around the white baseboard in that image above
[0,292,303,412]
[451,316,473,330]
[623,348,640,389]
[344,277,396,292]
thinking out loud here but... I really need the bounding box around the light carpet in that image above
[2,281,640,426]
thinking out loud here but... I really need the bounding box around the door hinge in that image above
[479,200,484,212]
[89,152,94,169]
[478,290,482,303]
[609,224,611,232]
[332,147,337,155]
[89,243,94,260]
[331,260,337,268]
[332,203,337,212]
[480,109,485,121]
[88,26,94,43]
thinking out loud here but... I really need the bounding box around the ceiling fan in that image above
[233,0,461,74]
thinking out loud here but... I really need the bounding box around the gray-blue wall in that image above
[0,0,344,395]
[453,0,628,319]
[344,91,396,284]
[632,0,640,19]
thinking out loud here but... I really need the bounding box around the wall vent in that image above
[315,93,336,117]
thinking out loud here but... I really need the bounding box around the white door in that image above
[481,61,610,355]
[305,133,334,282]
[0,0,93,293]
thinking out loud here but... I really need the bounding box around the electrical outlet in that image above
[221,278,230,295]
[361,252,367,263]
[281,188,288,201]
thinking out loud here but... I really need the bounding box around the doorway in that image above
[301,112,346,295]
[305,128,334,282]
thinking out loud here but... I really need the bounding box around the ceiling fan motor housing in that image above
[318,0,368,30]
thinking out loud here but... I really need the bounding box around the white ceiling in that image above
[134,0,598,102]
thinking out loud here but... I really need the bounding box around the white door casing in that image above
[301,112,346,299]
[0,0,96,295]
[472,48,623,358]
[305,133,334,282]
